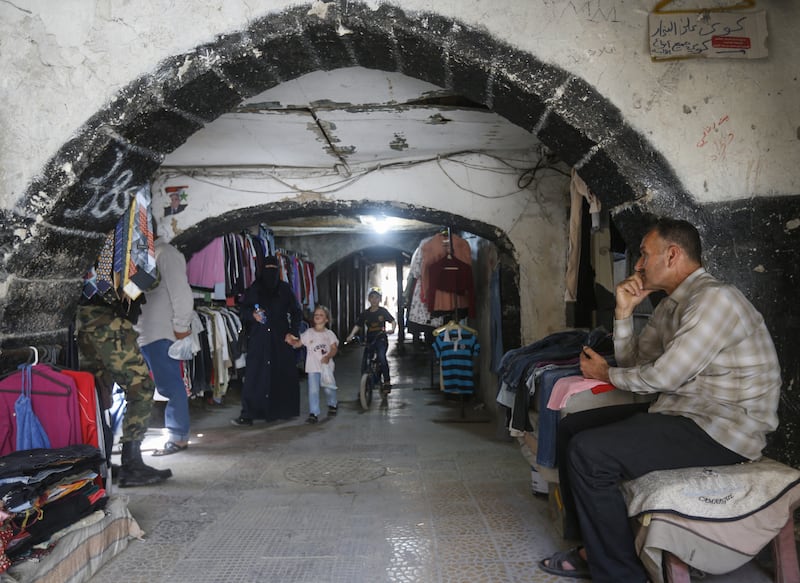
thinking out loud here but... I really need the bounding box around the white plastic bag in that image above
[168,336,194,361]
[320,361,337,389]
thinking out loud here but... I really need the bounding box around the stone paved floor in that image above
[85,338,777,583]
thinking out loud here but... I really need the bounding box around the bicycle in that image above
[346,332,389,410]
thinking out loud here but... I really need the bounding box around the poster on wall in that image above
[648,10,768,61]
[164,185,189,215]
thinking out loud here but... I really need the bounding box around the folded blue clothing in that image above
[497,327,610,392]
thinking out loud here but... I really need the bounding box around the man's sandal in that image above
[152,441,188,456]
[538,546,591,579]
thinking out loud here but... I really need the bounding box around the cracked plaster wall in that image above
[1,1,798,205]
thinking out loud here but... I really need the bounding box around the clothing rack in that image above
[0,346,39,364]
[275,247,309,260]
[0,345,61,370]
[1,344,63,365]
[430,230,486,423]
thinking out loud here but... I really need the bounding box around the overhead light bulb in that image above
[373,217,390,234]
[358,214,398,233]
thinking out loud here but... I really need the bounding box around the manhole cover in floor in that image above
[284,457,387,485]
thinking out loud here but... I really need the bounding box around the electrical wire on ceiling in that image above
[435,155,568,200]
[158,150,570,200]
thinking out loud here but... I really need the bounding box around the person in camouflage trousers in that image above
[76,303,172,487]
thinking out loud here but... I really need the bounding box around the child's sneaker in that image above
[328,406,338,417]
[306,414,318,424]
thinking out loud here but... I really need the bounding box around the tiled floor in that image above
[86,338,780,582]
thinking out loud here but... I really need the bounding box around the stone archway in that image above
[2,1,798,466]
[176,199,522,351]
[1,2,686,348]
[0,3,691,344]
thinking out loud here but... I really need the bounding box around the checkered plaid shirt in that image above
[609,268,781,460]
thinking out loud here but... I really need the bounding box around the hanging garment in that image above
[187,233,317,308]
[14,365,51,451]
[425,254,476,317]
[82,232,115,301]
[565,168,602,301]
[186,237,226,290]
[61,370,100,448]
[489,263,504,373]
[0,365,82,456]
[433,325,481,394]
[419,232,472,314]
[405,240,444,329]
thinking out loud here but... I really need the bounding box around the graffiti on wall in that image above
[63,147,136,221]
[697,114,734,162]
[540,0,621,23]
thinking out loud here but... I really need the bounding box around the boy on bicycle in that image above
[345,288,396,392]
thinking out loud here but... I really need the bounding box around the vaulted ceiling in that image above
[159,67,543,236]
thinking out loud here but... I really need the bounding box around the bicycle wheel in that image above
[359,372,374,409]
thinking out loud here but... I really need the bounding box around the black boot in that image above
[117,441,172,487]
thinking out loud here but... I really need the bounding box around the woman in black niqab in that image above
[232,255,303,425]
[256,255,281,296]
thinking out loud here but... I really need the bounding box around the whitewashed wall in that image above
[1,1,798,208]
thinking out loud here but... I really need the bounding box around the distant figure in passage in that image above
[345,288,396,391]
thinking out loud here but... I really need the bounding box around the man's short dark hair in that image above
[649,218,702,264]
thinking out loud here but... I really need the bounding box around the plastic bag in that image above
[168,336,194,361]
[320,361,337,389]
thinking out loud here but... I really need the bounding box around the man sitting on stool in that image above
[540,217,782,582]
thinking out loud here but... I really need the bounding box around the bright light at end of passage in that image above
[359,215,399,234]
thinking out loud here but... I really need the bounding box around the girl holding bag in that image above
[286,306,339,424]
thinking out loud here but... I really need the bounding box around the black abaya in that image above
[239,279,302,421]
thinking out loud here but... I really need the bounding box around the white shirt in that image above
[299,328,338,373]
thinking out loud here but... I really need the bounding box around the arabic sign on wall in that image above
[649,11,768,60]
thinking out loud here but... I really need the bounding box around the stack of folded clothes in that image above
[0,444,106,570]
